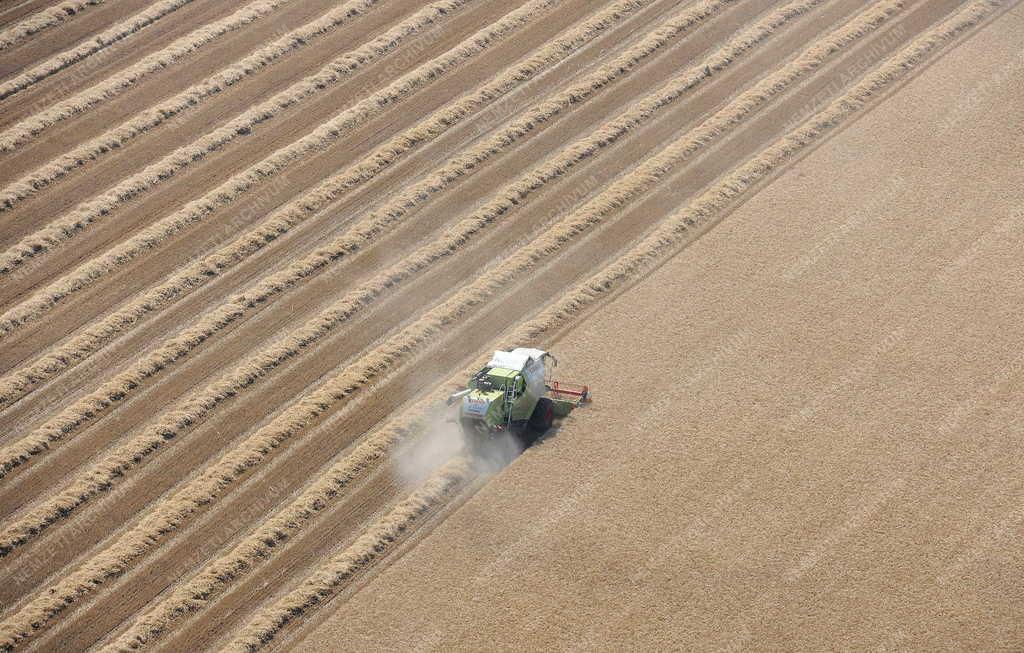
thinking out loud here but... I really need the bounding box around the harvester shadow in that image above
[525,421,563,449]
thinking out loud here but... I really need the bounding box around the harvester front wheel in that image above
[528,397,554,433]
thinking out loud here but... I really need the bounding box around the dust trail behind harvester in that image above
[393,413,466,488]
[393,409,522,489]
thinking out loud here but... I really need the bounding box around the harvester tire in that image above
[529,397,554,433]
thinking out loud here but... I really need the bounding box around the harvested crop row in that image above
[0,0,563,335]
[0,0,449,262]
[220,5,1003,649]
[223,462,471,653]
[0,231,550,647]
[0,0,294,150]
[0,0,736,488]
[0,0,656,410]
[102,421,429,650]
[0,0,104,52]
[0,0,879,627]
[0,0,388,212]
[0,0,194,101]
[0,0,736,548]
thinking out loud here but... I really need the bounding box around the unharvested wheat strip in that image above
[0,0,294,148]
[0,0,564,336]
[0,0,104,51]
[0,0,196,101]
[0,0,658,410]
[0,0,735,480]
[0,0,890,631]
[0,0,389,213]
[221,6,1003,650]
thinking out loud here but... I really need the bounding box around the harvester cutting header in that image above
[447,348,589,442]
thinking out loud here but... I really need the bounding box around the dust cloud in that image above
[393,410,524,488]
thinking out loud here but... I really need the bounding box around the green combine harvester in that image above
[447,348,589,443]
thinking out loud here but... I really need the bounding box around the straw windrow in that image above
[0,0,107,53]
[0,0,294,144]
[0,0,564,331]
[102,444,464,651]
[223,461,471,653]
[0,0,197,101]
[0,0,658,410]
[0,0,401,212]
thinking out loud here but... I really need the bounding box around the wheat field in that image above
[0,0,1019,650]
